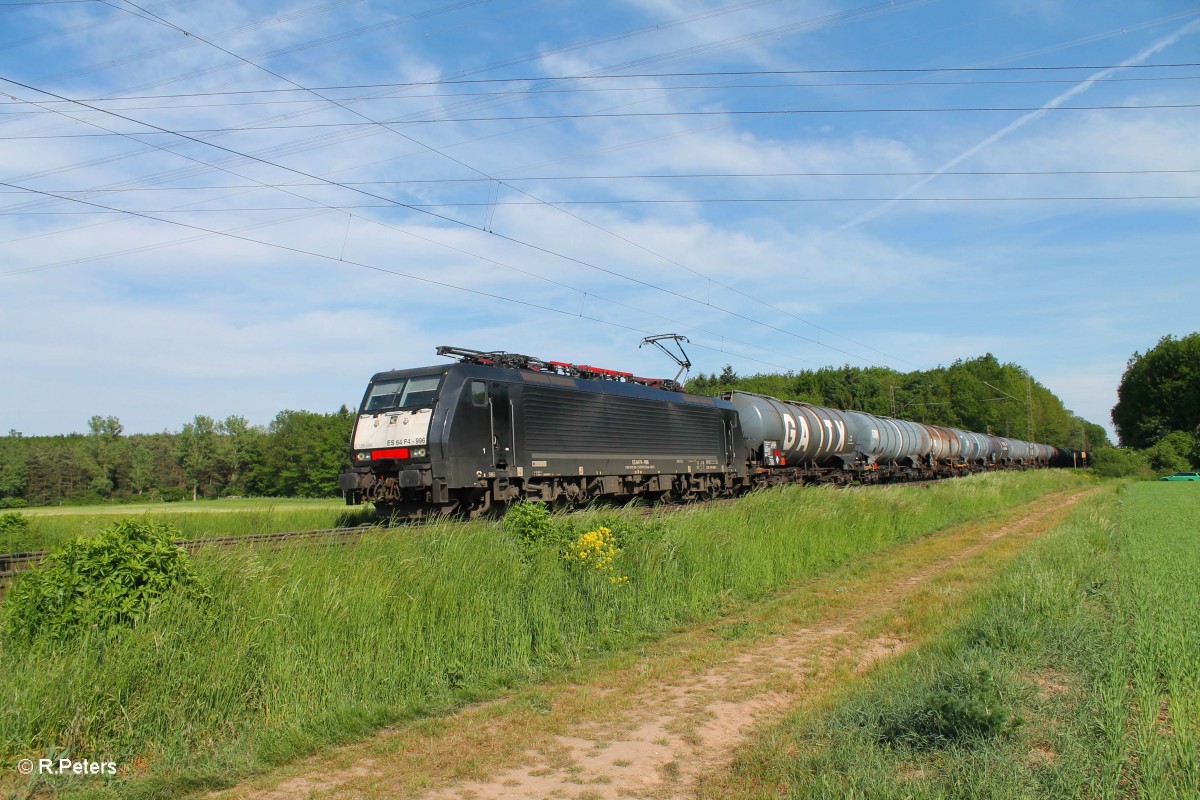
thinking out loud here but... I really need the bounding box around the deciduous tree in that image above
[1112,333,1200,449]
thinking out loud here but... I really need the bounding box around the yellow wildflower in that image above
[563,526,628,585]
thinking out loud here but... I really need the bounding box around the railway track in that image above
[0,525,376,589]
[0,502,701,587]
[0,479,947,589]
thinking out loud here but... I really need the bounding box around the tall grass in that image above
[0,470,1084,798]
[710,481,1200,799]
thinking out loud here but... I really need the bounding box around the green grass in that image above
[1,499,375,552]
[708,480,1200,800]
[1102,482,1200,798]
[0,470,1087,799]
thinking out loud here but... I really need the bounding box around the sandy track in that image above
[222,488,1091,800]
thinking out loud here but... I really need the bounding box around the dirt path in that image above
[217,488,1092,800]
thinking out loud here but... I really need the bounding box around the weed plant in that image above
[2,520,208,645]
[0,470,1084,798]
[0,512,36,552]
[877,661,1023,748]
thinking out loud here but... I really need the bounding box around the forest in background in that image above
[0,409,353,507]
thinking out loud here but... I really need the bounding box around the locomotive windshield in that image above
[363,375,442,413]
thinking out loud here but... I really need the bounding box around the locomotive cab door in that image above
[489,383,515,468]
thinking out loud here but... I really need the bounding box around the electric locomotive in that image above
[338,346,747,518]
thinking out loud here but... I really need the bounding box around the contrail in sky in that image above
[836,15,1200,231]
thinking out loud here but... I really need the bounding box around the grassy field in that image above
[707,480,1200,799]
[0,471,1087,799]
[1,498,374,552]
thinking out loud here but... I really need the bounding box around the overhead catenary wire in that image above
[833,14,1200,233]
[17,0,803,108]
[1,168,1192,197]
[2,73,1197,113]
[3,100,1196,139]
[9,195,1198,214]
[206,0,964,371]
[30,0,917,370]
[5,8,1192,134]
[28,0,501,89]
[0,143,869,374]
[88,0,965,373]
[7,4,1190,371]
[0,179,813,375]
[18,0,931,374]
[96,2,1190,371]
[1,0,344,52]
[0,72,876,369]
[9,60,1196,104]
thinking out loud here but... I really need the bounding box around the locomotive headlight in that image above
[355,451,370,462]
[413,448,427,457]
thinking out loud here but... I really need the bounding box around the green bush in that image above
[1090,446,1152,478]
[0,511,35,551]
[1,518,209,645]
[502,501,566,550]
[1145,430,1197,473]
[158,485,188,502]
[0,497,28,509]
[880,663,1022,748]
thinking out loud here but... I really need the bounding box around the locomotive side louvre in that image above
[520,385,729,459]
[514,378,742,483]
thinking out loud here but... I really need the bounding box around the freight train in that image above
[338,346,1087,519]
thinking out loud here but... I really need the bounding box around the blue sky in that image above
[1,0,1197,440]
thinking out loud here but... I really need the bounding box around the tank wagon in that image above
[338,347,1087,518]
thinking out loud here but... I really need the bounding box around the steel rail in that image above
[0,525,378,588]
[0,473,1001,587]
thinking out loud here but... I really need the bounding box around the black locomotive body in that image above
[338,351,748,518]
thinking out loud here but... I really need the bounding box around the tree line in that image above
[684,353,1111,452]
[1107,332,1200,476]
[0,408,354,507]
[8,342,1188,508]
